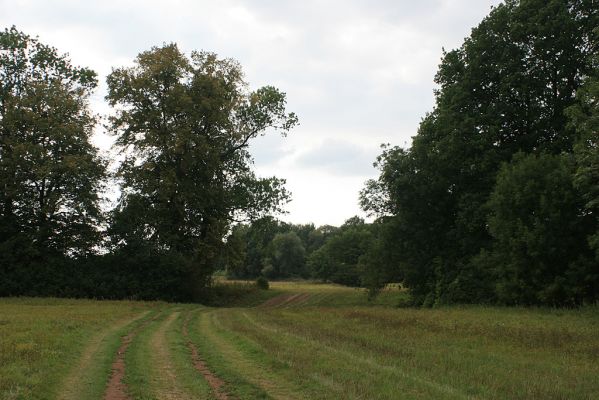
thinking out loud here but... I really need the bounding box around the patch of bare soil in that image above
[182,312,234,400]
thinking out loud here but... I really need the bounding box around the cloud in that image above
[1,0,503,225]
[293,139,379,177]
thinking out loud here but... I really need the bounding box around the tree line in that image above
[0,27,296,301]
[222,0,598,307]
[1,0,598,307]
[359,0,599,306]
[222,216,376,288]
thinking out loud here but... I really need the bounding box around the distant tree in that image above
[106,44,297,299]
[263,231,306,279]
[0,27,105,271]
[483,152,597,305]
[308,217,373,286]
[240,216,287,278]
[358,219,403,299]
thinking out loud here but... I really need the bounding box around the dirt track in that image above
[103,313,161,400]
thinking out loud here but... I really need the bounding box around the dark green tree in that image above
[263,231,306,279]
[227,216,287,279]
[361,0,598,305]
[567,56,599,259]
[483,152,597,305]
[106,44,297,299]
[223,224,249,278]
[0,27,105,284]
[308,217,373,286]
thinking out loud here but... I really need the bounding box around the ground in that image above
[1,282,598,399]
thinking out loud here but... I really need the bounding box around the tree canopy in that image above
[0,27,105,264]
[361,0,599,306]
[106,44,297,299]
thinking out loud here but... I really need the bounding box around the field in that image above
[1,283,599,400]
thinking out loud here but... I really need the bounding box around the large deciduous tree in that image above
[106,44,297,299]
[361,0,598,305]
[0,26,105,276]
[484,152,597,305]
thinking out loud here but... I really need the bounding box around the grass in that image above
[0,298,161,400]
[190,282,599,399]
[1,284,598,399]
[124,305,214,399]
[58,309,154,400]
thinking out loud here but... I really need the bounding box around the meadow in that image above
[1,283,598,399]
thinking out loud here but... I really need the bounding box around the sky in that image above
[2,0,502,226]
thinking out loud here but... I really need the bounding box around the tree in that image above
[263,231,306,279]
[106,44,297,299]
[223,224,249,278]
[567,56,599,259]
[308,217,373,286]
[484,152,597,305]
[361,0,598,305]
[0,26,105,277]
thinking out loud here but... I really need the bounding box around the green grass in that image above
[0,298,161,400]
[124,306,214,399]
[206,303,599,399]
[1,284,598,399]
[165,308,214,399]
[58,309,157,400]
[189,282,599,399]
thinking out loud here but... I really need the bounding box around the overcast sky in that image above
[2,0,502,226]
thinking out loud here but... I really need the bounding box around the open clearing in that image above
[1,283,598,399]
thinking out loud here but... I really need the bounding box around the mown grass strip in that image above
[186,308,287,399]
[122,309,174,399]
[0,298,160,400]
[57,310,151,400]
[164,308,214,400]
[237,305,599,400]
[182,311,232,400]
[238,310,468,399]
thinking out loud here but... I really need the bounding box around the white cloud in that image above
[1,0,503,226]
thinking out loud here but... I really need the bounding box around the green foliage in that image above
[361,0,599,306]
[308,217,373,286]
[224,216,285,279]
[0,27,106,299]
[255,276,269,290]
[0,27,105,264]
[106,44,297,300]
[263,231,306,279]
[567,58,599,259]
[483,152,597,305]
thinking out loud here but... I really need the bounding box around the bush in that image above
[255,276,269,290]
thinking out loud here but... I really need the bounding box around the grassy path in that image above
[2,284,599,399]
[104,309,165,400]
[194,310,303,399]
[124,307,216,400]
[146,311,188,399]
[57,311,150,400]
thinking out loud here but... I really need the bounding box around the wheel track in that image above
[201,310,303,400]
[182,311,234,400]
[148,310,192,400]
[57,311,150,400]
[103,310,163,400]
